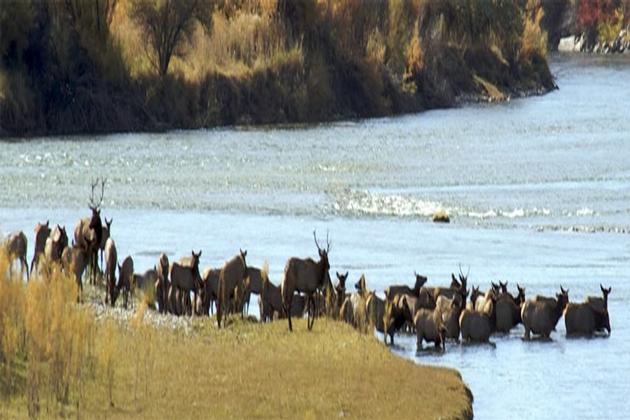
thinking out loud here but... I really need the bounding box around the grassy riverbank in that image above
[0,0,554,137]
[0,255,473,419]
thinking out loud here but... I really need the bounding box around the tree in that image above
[131,0,212,78]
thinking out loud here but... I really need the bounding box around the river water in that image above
[1,54,629,419]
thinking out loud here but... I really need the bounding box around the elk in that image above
[170,251,203,317]
[435,294,464,341]
[564,285,611,336]
[155,253,170,314]
[384,272,428,301]
[30,220,50,276]
[75,178,106,285]
[415,306,446,351]
[430,270,468,302]
[99,217,112,272]
[200,266,220,316]
[259,276,304,322]
[4,231,29,280]
[217,249,248,327]
[383,294,412,346]
[521,286,569,340]
[61,238,91,300]
[281,231,331,332]
[104,238,117,306]
[494,284,526,333]
[241,264,267,315]
[116,256,134,309]
[44,225,68,264]
[331,271,348,319]
[365,291,386,334]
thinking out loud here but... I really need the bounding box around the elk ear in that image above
[344,271,348,279]
[46,220,49,227]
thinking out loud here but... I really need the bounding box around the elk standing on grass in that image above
[155,253,170,314]
[75,178,106,285]
[169,251,203,316]
[104,238,117,305]
[61,237,92,301]
[4,231,29,280]
[99,217,112,274]
[281,231,331,332]
[30,220,50,276]
[217,249,248,328]
[44,225,68,264]
[116,256,134,309]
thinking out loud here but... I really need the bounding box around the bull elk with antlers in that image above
[74,178,106,285]
[281,231,331,332]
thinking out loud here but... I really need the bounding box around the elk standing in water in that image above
[217,249,248,328]
[4,231,29,280]
[521,286,569,340]
[282,231,331,332]
[30,220,50,276]
[564,285,611,336]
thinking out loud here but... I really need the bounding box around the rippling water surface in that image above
[1,55,629,419]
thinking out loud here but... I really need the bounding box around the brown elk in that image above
[565,285,611,336]
[61,238,91,300]
[430,270,468,302]
[217,249,248,327]
[494,284,526,333]
[281,231,331,332]
[383,294,412,346]
[115,256,134,309]
[199,267,220,316]
[4,231,29,279]
[259,276,304,322]
[384,272,428,301]
[44,225,68,264]
[521,286,569,340]
[104,238,117,306]
[30,220,50,276]
[415,306,446,351]
[74,178,106,285]
[170,251,203,317]
[155,253,170,314]
[435,294,464,341]
[241,264,267,315]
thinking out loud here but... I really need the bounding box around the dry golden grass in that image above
[0,251,472,419]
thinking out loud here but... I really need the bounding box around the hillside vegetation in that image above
[0,251,473,418]
[0,0,555,137]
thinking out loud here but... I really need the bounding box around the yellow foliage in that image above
[521,0,548,57]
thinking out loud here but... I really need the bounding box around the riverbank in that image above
[0,1,554,138]
[0,254,472,419]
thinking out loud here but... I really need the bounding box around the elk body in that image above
[116,256,134,309]
[170,251,203,316]
[99,217,112,273]
[155,253,170,313]
[75,178,106,284]
[199,267,220,316]
[241,264,267,315]
[44,225,68,264]
[104,238,117,306]
[494,284,526,333]
[61,241,91,299]
[4,231,29,279]
[415,307,445,351]
[217,250,248,327]
[521,287,569,340]
[365,291,386,333]
[383,294,412,346]
[435,294,464,341]
[281,231,331,332]
[30,220,50,275]
[564,285,611,336]
[384,272,427,301]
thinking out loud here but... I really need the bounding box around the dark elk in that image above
[74,178,106,285]
[281,231,331,332]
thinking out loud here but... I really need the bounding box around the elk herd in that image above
[1,179,613,351]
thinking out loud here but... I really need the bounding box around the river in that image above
[1,54,629,419]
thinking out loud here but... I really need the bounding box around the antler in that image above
[313,230,321,252]
[326,230,331,253]
[89,177,107,210]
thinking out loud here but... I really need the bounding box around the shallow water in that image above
[1,54,629,418]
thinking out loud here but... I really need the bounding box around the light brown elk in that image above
[99,217,112,272]
[564,285,611,336]
[259,276,305,322]
[459,302,494,343]
[115,255,134,309]
[521,286,569,340]
[217,249,248,327]
[200,267,220,316]
[365,291,386,334]
[61,238,91,300]
[104,238,117,306]
[44,225,68,264]
[281,231,331,332]
[30,220,50,276]
[170,251,203,317]
[435,294,464,341]
[430,271,468,302]
[155,253,170,314]
[241,264,267,315]
[4,231,29,279]
[383,294,412,346]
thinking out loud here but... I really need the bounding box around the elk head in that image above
[516,283,526,305]
[355,273,366,294]
[414,272,428,291]
[600,284,611,308]
[313,230,330,270]
[499,281,508,294]
[470,285,481,306]
[491,281,500,294]
[336,271,348,289]
[239,248,248,272]
[104,217,113,232]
